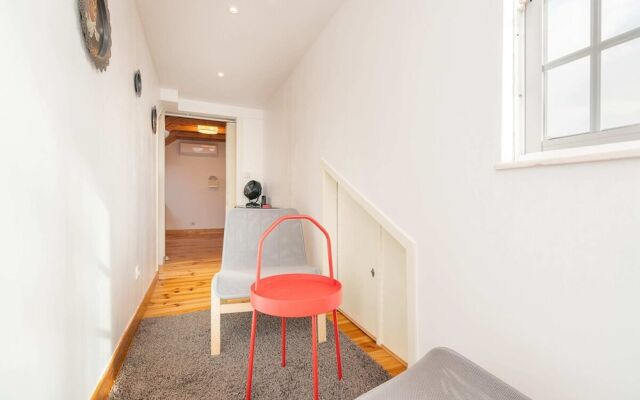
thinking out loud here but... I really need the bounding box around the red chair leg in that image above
[246,310,258,400]
[332,309,343,380]
[311,315,319,400]
[281,317,287,367]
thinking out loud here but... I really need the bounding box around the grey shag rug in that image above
[110,311,390,400]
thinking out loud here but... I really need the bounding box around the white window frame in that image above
[515,0,640,155]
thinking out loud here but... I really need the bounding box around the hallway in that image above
[5,1,638,398]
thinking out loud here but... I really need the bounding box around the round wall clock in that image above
[79,0,112,71]
[134,70,142,97]
[151,106,158,134]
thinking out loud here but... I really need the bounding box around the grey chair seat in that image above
[213,264,320,299]
[356,347,530,400]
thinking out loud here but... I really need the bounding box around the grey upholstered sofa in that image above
[357,347,530,400]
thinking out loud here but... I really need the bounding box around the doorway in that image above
[158,115,237,261]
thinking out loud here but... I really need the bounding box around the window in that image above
[517,0,640,154]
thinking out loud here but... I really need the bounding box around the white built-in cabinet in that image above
[328,181,408,362]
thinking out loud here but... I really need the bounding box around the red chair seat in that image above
[250,273,342,318]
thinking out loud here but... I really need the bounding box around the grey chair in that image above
[210,208,326,355]
[357,347,530,400]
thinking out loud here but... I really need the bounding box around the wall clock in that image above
[79,0,112,71]
[134,70,142,97]
[151,106,158,134]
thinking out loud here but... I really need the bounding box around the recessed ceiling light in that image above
[197,125,219,135]
[217,72,225,77]
[229,6,239,14]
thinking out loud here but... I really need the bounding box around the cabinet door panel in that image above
[337,186,379,337]
[381,229,407,360]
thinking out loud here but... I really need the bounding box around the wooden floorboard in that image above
[144,230,406,377]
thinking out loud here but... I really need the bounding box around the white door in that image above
[225,122,237,210]
[156,112,166,267]
[337,185,380,338]
[380,229,408,360]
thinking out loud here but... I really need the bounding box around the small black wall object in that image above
[134,70,142,97]
[151,106,157,134]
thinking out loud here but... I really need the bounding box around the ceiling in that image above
[136,0,345,108]
[164,116,227,145]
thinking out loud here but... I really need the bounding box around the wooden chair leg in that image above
[311,315,319,400]
[318,313,327,343]
[332,309,343,380]
[281,317,287,367]
[211,293,221,356]
[245,311,259,400]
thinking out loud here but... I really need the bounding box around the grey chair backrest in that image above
[221,208,308,272]
[357,347,530,400]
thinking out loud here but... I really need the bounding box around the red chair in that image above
[245,215,343,400]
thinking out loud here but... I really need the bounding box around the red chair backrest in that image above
[255,215,334,291]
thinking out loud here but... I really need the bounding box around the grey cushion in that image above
[356,347,530,400]
[213,208,318,299]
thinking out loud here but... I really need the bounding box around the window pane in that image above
[546,57,591,138]
[546,0,591,61]
[602,0,640,40]
[601,38,640,130]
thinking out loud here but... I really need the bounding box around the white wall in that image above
[0,1,160,399]
[263,90,292,208]
[262,1,640,399]
[165,141,226,229]
[235,116,265,204]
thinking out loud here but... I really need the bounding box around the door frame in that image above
[156,111,166,268]
[321,158,417,365]
[156,111,238,266]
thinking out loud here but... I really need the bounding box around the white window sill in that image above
[495,140,640,170]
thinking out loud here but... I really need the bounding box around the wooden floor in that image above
[144,229,406,377]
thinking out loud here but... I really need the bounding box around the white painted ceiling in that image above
[136,0,344,108]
